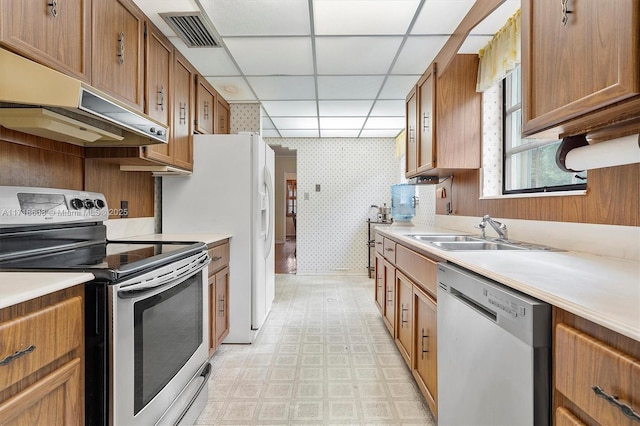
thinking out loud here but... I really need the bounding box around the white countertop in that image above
[113,233,231,246]
[376,224,640,342]
[0,272,94,310]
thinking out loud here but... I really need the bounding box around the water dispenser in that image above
[391,184,416,223]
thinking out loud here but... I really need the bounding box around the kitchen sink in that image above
[408,234,482,242]
[407,234,556,251]
[431,241,529,251]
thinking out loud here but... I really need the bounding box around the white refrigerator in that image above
[162,133,275,343]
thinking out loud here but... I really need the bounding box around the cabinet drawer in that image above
[383,238,396,263]
[555,407,585,426]
[374,234,384,255]
[395,245,437,297]
[555,323,640,426]
[0,297,82,392]
[208,242,229,275]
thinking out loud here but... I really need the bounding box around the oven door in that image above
[109,251,210,426]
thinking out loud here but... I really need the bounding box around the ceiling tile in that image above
[370,100,406,116]
[458,35,493,54]
[169,37,239,76]
[364,117,405,129]
[247,76,316,100]
[318,101,373,116]
[262,117,276,130]
[392,36,449,74]
[224,37,314,75]
[261,129,281,137]
[411,0,475,35]
[271,117,319,129]
[262,101,317,117]
[314,1,420,35]
[279,129,320,137]
[204,76,256,101]
[360,129,403,138]
[321,130,361,138]
[317,76,385,99]
[202,0,310,36]
[378,75,420,99]
[319,117,366,129]
[470,0,520,35]
[316,37,403,74]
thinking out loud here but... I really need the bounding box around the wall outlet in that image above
[315,184,321,192]
[120,200,129,218]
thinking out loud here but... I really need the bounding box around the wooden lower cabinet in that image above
[553,308,640,426]
[208,241,230,356]
[412,285,438,417]
[395,271,413,366]
[0,286,84,425]
[374,253,385,315]
[382,259,395,335]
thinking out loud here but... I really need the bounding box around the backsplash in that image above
[266,137,400,275]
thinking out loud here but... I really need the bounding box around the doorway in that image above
[271,145,297,274]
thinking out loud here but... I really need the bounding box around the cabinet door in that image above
[0,0,90,82]
[417,64,436,172]
[412,285,437,416]
[92,0,145,110]
[522,0,640,136]
[215,97,230,134]
[171,53,194,171]
[405,86,418,177]
[207,273,216,357]
[382,259,395,336]
[374,253,385,315]
[395,272,413,367]
[196,77,215,134]
[214,266,230,348]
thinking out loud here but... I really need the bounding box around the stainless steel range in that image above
[0,186,211,426]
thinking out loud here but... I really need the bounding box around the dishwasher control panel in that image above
[485,288,526,318]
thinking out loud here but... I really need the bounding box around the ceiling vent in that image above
[161,12,221,48]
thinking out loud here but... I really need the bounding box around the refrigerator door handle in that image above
[263,165,274,257]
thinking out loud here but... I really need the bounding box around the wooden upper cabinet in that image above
[0,0,91,82]
[405,86,418,176]
[405,55,481,178]
[196,76,216,135]
[216,96,230,134]
[522,0,640,138]
[91,0,144,110]
[171,52,195,171]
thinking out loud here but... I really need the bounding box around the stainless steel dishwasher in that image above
[437,263,551,426]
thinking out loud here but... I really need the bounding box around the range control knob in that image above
[150,127,157,134]
[156,129,165,136]
[83,199,95,209]
[70,198,84,210]
[94,199,106,209]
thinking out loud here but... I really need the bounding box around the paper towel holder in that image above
[556,134,589,172]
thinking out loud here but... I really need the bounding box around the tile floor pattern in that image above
[196,274,436,425]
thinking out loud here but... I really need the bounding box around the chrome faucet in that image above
[478,215,508,241]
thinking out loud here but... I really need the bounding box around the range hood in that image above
[0,49,168,147]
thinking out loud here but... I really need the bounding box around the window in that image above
[503,66,586,194]
[286,180,296,217]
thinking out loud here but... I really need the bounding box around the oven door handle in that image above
[117,252,209,298]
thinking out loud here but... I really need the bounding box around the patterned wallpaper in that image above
[230,103,261,134]
[481,83,503,197]
[265,137,400,275]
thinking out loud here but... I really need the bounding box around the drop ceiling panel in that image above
[271,117,319,129]
[321,129,361,138]
[201,0,310,36]
[313,1,420,35]
[318,101,374,116]
[370,100,406,116]
[204,76,256,101]
[224,37,314,75]
[170,37,238,76]
[378,75,420,99]
[316,37,403,75]
[262,101,318,117]
[317,76,386,99]
[320,117,366,129]
[262,129,281,137]
[279,129,319,137]
[262,117,276,130]
[364,117,405,129]
[360,129,402,137]
[247,76,316,100]
[392,36,449,74]
[411,0,475,35]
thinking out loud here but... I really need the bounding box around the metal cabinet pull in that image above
[157,86,164,111]
[218,295,225,315]
[561,0,572,26]
[385,247,394,252]
[422,112,430,132]
[48,0,58,17]
[387,288,393,304]
[592,386,640,422]
[409,126,415,144]
[212,255,222,262]
[0,345,36,366]
[179,102,186,124]
[117,32,125,64]
[204,101,210,120]
[421,328,429,359]
[401,304,409,328]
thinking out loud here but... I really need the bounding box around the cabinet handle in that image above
[212,255,222,262]
[157,86,164,111]
[218,295,225,315]
[385,247,394,252]
[422,112,430,132]
[117,32,125,65]
[376,241,382,245]
[560,0,572,26]
[48,0,58,17]
[401,303,408,328]
[592,386,640,422]
[387,288,393,304]
[409,126,415,144]
[204,101,210,120]
[421,328,429,359]
[179,102,186,125]
[0,345,36,366]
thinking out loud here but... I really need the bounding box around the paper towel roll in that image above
[565,134,640,171]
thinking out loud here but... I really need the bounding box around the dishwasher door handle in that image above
[450,288,497,322]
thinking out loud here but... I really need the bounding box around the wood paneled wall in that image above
[436,163,640,226]
[0,127,154,219]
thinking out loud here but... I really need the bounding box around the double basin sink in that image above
[408,234,555,251]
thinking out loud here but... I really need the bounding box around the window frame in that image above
[286,179,297,217]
